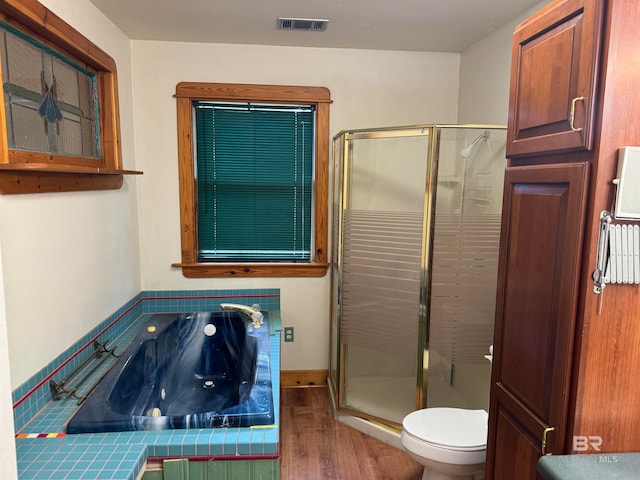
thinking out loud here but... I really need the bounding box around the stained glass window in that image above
[0,22,100,159]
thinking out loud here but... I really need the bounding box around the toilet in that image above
[401,407,488,480]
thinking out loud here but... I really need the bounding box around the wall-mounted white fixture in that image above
[593,211,640,294]
[608,223,640,284]
[592,147,640,298]
[613,147,640,220]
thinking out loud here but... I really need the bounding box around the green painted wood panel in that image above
[141,470,163,480]
[142,459,280,480]
[164,459,189,480]
[253,459,280,479]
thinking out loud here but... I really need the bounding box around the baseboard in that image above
[280,369,328,387]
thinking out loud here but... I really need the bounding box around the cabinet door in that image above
[506,0,604,157]
[485,162,589,479]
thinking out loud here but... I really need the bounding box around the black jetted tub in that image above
[66,311,274,433]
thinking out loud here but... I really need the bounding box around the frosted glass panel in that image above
[340,133,428,423]
[341,210,423,353]
[429,214,501,360]
[427,128,507,410]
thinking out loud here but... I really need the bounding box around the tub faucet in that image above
[220,303,264,328]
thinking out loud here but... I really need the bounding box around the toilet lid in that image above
[402,408,488,450]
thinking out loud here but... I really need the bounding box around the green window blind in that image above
[194,101,315,262]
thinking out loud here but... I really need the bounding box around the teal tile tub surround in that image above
[12,289,281,480]
[16,440,147,480]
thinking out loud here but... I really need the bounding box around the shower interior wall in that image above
[330,125,507,427]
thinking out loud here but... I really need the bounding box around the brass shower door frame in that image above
[330,124,506,429]
[331,126,433,428]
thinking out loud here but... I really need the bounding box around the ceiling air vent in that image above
[277,17,329,32]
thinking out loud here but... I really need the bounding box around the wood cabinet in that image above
[486,163,589,479]
[506,0,604,157]
[487,0,640,478]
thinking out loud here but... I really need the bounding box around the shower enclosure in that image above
[330,125,507,427]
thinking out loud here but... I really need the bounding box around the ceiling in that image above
[88,0,546,53]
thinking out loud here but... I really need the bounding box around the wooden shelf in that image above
[0,165,143,194]
[0,163,142,175]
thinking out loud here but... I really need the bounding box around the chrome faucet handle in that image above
[220,303,264,328]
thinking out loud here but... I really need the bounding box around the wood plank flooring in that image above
[280,386,424,480]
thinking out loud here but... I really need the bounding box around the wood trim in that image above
[0,0,116,71]
[173,263,329,278]
[314,102,330,264]
[280,370,328,387]
[174,82,331,278]
[175,96,197,264]
[0,45,7,168]
[0,163,141,175]
[99,71,123,170]
[0,0,137,193]
[175,82,331,103]
[0,170,123,193]
[7,149,101,168]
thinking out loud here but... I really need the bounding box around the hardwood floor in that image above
[280,386,424,480]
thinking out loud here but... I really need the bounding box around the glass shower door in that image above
[338,129,430,425]
[426,127,507,410]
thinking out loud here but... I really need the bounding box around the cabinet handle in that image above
[569,96,585,132]
[541,426,555,456]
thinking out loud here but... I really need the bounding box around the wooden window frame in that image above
[0,0,141,194]
[173,82,331,278]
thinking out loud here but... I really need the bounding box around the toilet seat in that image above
[403,407,488,449]
[401,408,488,465]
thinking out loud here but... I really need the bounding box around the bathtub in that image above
[66,311,274,433]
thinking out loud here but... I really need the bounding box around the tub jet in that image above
[204,324,217,336]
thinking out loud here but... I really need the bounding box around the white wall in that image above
[0,0,141,389]
[0,236,17,480]
[457,1,552,125]
[131,41,460,371]
[0,1,140,474]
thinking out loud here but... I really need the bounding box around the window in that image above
[194,101,314,262]
[0,0,140,194]
[1,21,100,160]
[174,83,331,277]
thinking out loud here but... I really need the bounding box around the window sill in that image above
[0,164,142,194]
[172,262,330,278]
